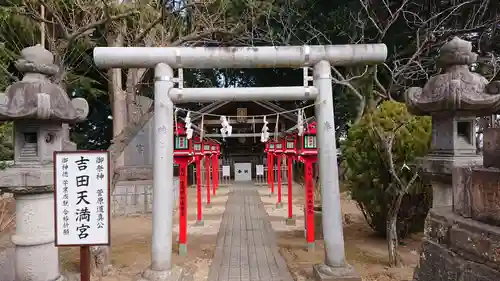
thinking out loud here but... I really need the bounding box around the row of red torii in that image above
[173,121,319,254]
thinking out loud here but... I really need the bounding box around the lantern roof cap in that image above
[0,45,89,122]
[176,122,186,134]
[305,122,317,134]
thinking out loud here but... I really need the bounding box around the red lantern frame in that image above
[299,122,318,157]
[173,123,193,255]
[173,123,193,157]
[297,122,318,249]
[284,134,297,155]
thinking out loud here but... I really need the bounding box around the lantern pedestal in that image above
[312,263,361,281]
[286,216,296,226]
[178,244,188,257]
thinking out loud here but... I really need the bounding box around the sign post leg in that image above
[178,162,188,256]
[276,154,283,208]
[305,160,315,251]
[195,160,203,226]
[286,156,295,225]
[205,156,211,208]
[80,246,91,281]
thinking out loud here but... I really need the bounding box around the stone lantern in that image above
[405,37,500,281]
[0,45,89,281]
[405,36,500,208]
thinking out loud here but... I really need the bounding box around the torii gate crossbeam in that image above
[93,44,387,281]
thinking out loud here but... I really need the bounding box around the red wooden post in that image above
[274,139,284,207]
[265,141,271,193]
[173,123,193,256]
[211,143,218,196]
[270,153,275,194]
[215,161,219,191]
[177,159,189,255]
[284,134,297,225]
[196,157,202,224]
[212,155,217,195]
[304,160,315,249]
[215,143,220,191]
[193,137,203,225]
[277,154,282,206]
[299,122,318,251]
[287,156,294,220]
[202,141,212,207]
[205,156,211,206]
[80,246,90,281]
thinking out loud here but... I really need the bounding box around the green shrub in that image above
[341,100,432,238]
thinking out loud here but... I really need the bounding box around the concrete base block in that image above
[178,244,187,256]
[286,217,296,225]
[313,264,362,281]
[306,242,315,252]
[205,204,212,209]
[139,266,184,281]
[194,220,204,226]
[276,202,283,208]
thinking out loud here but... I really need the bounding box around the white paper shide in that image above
[256,165,264,176]
[54,152,110,246]
[222,165,230,177]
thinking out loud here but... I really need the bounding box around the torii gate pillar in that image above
[312,61,360,280]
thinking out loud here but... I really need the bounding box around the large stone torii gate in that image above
[93,44,387,281]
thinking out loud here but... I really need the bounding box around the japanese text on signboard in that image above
[54,152,110,246]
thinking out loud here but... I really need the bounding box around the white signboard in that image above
[256,165,264,176]
[222,165,230,177]
[54,151,110,246]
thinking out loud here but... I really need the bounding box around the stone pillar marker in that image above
[0,45,89,281]
[405,37,500,281]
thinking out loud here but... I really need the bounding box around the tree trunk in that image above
[386,211,399,267]
[95,20,128,277]
[387,192,404,267]
[108,31,127,168]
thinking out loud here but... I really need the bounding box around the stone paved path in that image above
[207,185,294,281]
